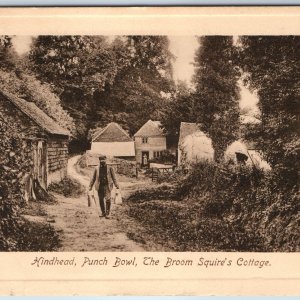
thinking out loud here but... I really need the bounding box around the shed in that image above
[0,90,70,190]
[90,122,135,158]
[178,122,214,166]
[134,120,166,167]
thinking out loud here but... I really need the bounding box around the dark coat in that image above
[89,163,119,196]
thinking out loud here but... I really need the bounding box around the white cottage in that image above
[178,122,214,166]
[90,122,135,158]
[134,120,166,167]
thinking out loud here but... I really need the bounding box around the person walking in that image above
[89,155,119,219]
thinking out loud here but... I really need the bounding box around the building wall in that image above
[90,141,135,157]
[178,133,214,167]
[135,136,166,164]
[47,138,69,185]
[0,94,68,187]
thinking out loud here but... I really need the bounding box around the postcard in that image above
[0,7,299,295]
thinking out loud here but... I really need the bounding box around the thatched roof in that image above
[178,122,202,145]
[1,90,70,137]
[134,120,165,137]
[92,122,132,142]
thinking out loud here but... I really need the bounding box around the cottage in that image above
[225,140,271,171]
[0,90,70,189]
[178,122,214,166]
[134,120,166,167]
[90,122,135,158]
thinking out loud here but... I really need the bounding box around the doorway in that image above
[141,151,149,168]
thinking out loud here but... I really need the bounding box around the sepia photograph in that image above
[0,6,299,296]
[1,31,299,253]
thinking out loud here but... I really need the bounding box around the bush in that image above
[15,218,60,251]
[127,184,179,202]
[0,110,32,250]
[149,150,176,164]
[77,152,137,178]
[48,177,85,198]
[127,160,299,251]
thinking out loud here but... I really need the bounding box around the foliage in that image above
[1,108,59,251]
[15,219,60,251]
[0,109,30,250]
[0,36,16,71]
[94,36,175,135]
[193,36,241,161]
[28,36,117,147]
[0,70,75,136]
[239,36,300,184]
[127,161,299,251]
[48,177,85,198]
[127,183,179,202]
[29,36,116,93]
[149,150,176,164]
[27,35,176,145]
[22,74,76,135]
[161,81,196,144]
[0,38,63,250]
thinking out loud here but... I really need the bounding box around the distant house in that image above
[225,140,271,171]
[178,122,214,166]
[91,122,135,158]
[134,120,166,167]
[0,90,70,190]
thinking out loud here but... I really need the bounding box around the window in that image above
[154,151,161,158]
[142,137,148,144]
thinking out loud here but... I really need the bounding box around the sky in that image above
[168,36,199,83]
[11,35,258,114]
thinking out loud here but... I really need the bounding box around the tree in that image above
[29,36,107,92]
[161,81,196,144]
[0,36,16,71]
[28,35,175,144]
[239,36,300,184]
[193,36,241,161]
[95,36,175,135]
[28,36,124,149]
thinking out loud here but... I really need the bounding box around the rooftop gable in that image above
[1,90,70,137]
[134,120,165,137]
[179,122,206,145]
[92,122,133,142]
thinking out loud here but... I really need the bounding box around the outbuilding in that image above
[90,122,135,158]
[178,122,214,166]
[0,90,70,191]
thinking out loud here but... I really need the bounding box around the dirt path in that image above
[44,155,147,251]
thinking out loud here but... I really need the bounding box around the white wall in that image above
[135,136,167,163]
[91,141,135,157]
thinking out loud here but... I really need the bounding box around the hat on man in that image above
[99,155,107,160]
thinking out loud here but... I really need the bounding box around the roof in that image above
[92,122,133,142]
[178,122,203,145]
[134,120,165,137]
[1,90,70,137]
